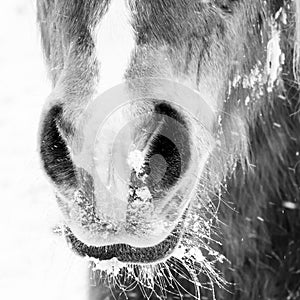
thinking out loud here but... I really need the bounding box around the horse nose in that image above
[69,102,191,247]
[91,100,191,223]
[64,79,215,248]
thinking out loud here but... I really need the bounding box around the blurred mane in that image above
[294,1,300,82]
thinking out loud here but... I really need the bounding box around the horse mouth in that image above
[64,219,183,264]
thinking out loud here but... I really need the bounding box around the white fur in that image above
[94,0,135,94]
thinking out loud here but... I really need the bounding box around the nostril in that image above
[39,105,77,187]
[146,134,182,189]
[145,153,168,183]
[154,101,187,126]
[130,101,191,196]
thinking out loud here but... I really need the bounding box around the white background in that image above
[0,1,89,299]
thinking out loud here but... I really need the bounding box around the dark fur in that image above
[37,0,300,299]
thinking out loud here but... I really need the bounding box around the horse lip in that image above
[64,217,184,264]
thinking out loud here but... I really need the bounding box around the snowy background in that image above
[0,1,89,299]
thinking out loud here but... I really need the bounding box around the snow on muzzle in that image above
[61,78,215,260]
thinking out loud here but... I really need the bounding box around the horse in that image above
[37,0,300,299]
